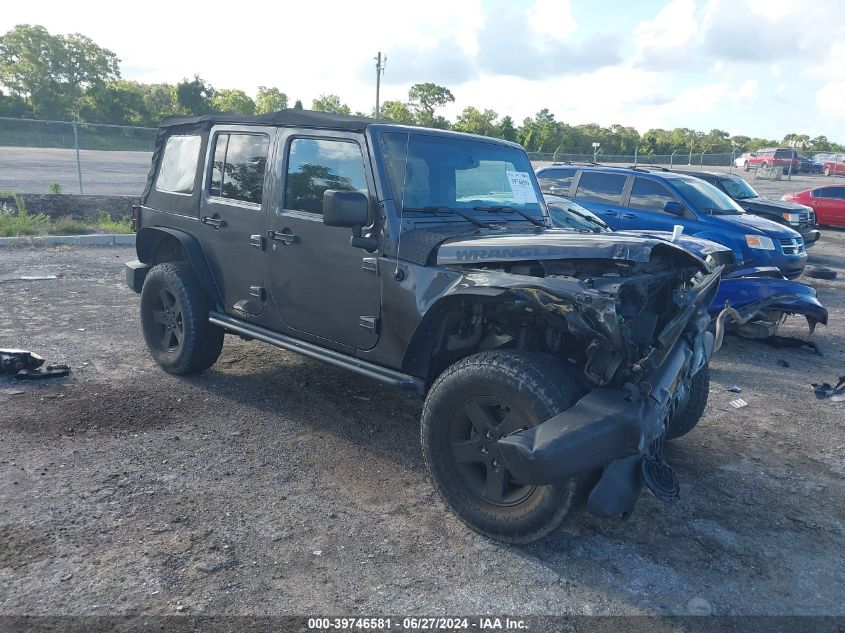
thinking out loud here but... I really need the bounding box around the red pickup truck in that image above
[743,148,801,174]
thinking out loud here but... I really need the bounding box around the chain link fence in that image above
[0,117,157,195]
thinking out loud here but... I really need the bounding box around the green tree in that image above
[0,24,119,119]
[141,83,178,124]
[408,82,454,127]
[175,74,215,115]
[293,99,303,109]
[453,106,499,136]
[255,86,288,114]
[378,100,414,124]
[497,115,517,142]
[0,88,32,117]
[212,88,255,115]
[311,94,350,114]
[80,79,149,125]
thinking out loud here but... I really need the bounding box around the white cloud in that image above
[632,0,700,71]
[816,82,845,117]
[527,0,577,39]
[730,79,758,104]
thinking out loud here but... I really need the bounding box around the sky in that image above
[2,0,843,141]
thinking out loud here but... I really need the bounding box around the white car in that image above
[734,152,752,168]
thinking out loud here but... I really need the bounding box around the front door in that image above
[199,127,273,316]
[619,176,692,232]
[266,132,381,350]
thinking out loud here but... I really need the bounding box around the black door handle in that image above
[201,216,226,229]
[268,229,299,246]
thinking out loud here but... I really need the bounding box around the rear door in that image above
[571,171,630,229]
[813,187,845,227]
[266,131,381,350]
[619,177,691,232]
[199,127,273,317]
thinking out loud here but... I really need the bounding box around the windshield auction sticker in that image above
[505,171,538,203]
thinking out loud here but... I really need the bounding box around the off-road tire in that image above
[666,365,710,440]
[421,350,587,543]
[140,262,224,375]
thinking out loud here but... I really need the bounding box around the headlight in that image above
[745,235,775,250]
[782,213,801,224]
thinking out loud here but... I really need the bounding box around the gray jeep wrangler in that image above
[126,109,721,543]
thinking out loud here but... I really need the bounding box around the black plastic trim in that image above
[208,312,423,392]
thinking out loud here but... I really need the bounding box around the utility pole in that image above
[374,52,386,118]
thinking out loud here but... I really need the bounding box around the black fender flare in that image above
[401,286,510,383]
[135,226,224,312]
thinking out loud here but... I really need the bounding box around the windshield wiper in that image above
[472,205,546,227]
[564,206,608,230]
[404,206,496,229]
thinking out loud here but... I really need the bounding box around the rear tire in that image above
[666,366,709,440]
[140,262,224,374]
[421,350,587,543]
[743,161,750,172]
[824,166,831,177]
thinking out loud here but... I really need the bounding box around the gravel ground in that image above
[0,236,843,618]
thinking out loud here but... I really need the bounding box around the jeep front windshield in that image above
[380,132,545,222]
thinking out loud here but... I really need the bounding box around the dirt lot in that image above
[1,235,844,618]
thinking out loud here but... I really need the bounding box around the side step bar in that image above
[208,311,424,393]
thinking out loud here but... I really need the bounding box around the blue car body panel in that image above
[544,196,827,330]
[711,276,828,328]
[536,166,808,278]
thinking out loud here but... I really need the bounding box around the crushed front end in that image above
[438,234,725,518]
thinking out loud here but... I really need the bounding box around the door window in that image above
[537,168,577,194]
[628,177,677,212]
[575,172,626,205]
[815,187,845,200]
[209,133,270,204]
[284,138,368,214]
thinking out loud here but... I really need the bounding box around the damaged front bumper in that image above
[497,267,722,518]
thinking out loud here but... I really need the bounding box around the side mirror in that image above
[323,190,369,228]
[663,200,686,215]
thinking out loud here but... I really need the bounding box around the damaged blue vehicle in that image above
[545,195,828,339]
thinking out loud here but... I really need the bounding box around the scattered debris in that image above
[729,399,748,409]
[804,264,837,280]
[729,385,742,393]
[812,376,845,400]
[777,359,790,368]
[312,550,322,556]
[18,275,58,281]
[764,336,821,355]
[0,349,70,380]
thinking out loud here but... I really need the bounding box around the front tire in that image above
[743,161,750,171]
[421,351,586,543]
[665,366,710,440]
[140,262,224,374]
[824,166,831,177]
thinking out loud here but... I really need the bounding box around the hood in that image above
[616,230,732,260]
[718,211,802,238]
[739,196,809,214]
[436,229,709,269]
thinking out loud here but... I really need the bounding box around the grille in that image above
[778,237,804,255]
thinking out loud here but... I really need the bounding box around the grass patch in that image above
[0,198,133,237]
[53,215,93,235]
[94,210,133,234]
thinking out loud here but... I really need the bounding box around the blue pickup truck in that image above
[536,165,807,278]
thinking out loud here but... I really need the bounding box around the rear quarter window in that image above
[155,135,202,194]
[575,172,626,205]
[537,168,576,194]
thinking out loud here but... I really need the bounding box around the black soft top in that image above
[158,109,375,131]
